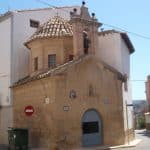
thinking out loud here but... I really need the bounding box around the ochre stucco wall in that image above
[28,37,73,76]
[13,57,126,149]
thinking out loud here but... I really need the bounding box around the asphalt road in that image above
[114,130,150,150]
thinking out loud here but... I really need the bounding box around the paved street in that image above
[0,130,149,150]
[113,130,150,150]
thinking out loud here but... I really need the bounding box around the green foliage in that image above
[137,116,146,129]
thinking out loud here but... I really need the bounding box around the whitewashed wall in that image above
[0,17,12,144]
[0,18,11,106]
[98,32,133,130]
[120,37,133,130]
[97,33,122,73]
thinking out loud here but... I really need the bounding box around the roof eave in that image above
[121,33,135,54]
[0,11,13,22]
[24,35,73,49]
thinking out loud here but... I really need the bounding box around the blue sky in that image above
[0,0,150,100]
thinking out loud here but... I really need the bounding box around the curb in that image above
[109,139,142,149]
[70,139,142,150]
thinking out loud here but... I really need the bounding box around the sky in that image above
[0,0,150,100]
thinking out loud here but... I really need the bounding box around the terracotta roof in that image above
[12,56,86,87]
[12,55,125,87]
[98,30,135,54]
[25,16,73,45]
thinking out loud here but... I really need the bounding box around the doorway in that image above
[82,109,102,146]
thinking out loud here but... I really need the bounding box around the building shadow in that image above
[0,144,8,150]
[136,130,150,137]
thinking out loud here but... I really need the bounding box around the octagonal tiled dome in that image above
[25,16,73,45]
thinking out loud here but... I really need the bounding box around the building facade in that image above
[133,100,148,129]
[0,6,79,144]
[12,3,135,149]
[146,75,150,108]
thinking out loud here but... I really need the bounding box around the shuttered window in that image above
[34,57,38,71]
[30,19,39,28]
[48,54,56,68]
[69,55,74,61]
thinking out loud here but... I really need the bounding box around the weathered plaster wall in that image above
[29,37,73,75]
[0,17,13,144]
[13,57,126,149]
[98,33,134,137]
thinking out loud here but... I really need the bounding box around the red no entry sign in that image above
[24,106,34,116]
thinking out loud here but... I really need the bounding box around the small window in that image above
[69,55,74,61]
[82,121,99,134]
[34,57,38,71]
[83,30,90,54]
[48,54,56,68]
[124,80,128,91]
[30,19,39,28]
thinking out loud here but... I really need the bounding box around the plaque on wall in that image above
[103,99,112,104]
[63,106,70,111]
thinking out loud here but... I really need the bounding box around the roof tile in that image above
[25,16,73,45]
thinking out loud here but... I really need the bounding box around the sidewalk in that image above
[110,139,142,149]
[72,138,142,150]
[0,139,142,150]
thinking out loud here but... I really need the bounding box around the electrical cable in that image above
[102,23,150,40]
[34,0,150,40]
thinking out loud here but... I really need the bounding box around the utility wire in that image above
[34,0,150,40]
[32,0,150,85]
[35,0,71,12]
[131,80,146,82]
[102,23,150,40]
[35,0,58,8]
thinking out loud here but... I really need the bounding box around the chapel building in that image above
[12,2,135,149]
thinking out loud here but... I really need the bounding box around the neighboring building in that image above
[133,100,148,129]
[145,112,150,131]
[12,3,135,149]
[133,100,148,115]
[0,6,80,144]
[145,75,150,108]
[145,75,150,130]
